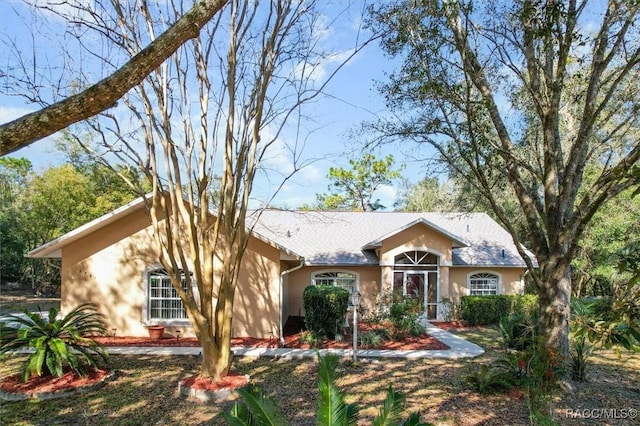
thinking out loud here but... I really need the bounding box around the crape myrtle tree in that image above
[33,0,374,381]
[369,0,640,359]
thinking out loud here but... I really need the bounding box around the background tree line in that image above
[0,142,144,291]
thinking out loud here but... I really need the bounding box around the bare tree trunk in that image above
[538,261,572,359]
[211,275,236,379]
[31,0,375,383]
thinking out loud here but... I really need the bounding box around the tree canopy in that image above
[369,0,640,357]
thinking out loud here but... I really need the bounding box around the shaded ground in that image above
[1,350,529,425]
[2,327,638,425]
[0,288,60,315]
[2,291,638,424]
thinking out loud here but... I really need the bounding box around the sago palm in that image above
[0,303,109,381]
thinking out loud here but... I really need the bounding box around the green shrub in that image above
[298,330,321,348]
[359,330,385,348]
[512,294,539,317]
[0,303,109,381]
[388,297,423,338]
[572,297,640,350]
[569,335,590,381]
[499,311,538,351]
[465,361,520,395]
[303,285,350,339]
[466,338,562,396]
[461,294,538,325]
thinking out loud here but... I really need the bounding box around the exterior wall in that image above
[285,266,381,318]
[61,206,157,337]
[378,223,453,266]
[58,204,529,337]
[231,237,281,338]
[61,206,281,338]
[448,267,526,302]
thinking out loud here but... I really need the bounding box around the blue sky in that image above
[0,1,432,209]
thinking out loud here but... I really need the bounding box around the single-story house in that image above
[28,196,535,340]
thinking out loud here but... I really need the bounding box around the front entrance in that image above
[394,271,438,320]
[392,251,440,320]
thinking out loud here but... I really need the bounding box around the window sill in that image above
[145,320,191,327]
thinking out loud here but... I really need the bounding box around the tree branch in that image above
[0,0,229,155]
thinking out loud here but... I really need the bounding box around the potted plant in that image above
[147,325,165,340]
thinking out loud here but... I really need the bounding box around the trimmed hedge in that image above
[461,294,538,325]
[302,285,350,338]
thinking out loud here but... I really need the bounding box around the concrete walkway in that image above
[106,322,484,360]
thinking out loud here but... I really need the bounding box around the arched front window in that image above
[148,269,190,320]
[394,251,438,267]
[468,272,500,296]
[312,271,357,295]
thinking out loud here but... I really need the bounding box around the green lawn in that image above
[1,327,638,425]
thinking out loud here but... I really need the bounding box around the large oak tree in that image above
[370,0,640,358]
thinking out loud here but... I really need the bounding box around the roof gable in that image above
[362,217,469,249]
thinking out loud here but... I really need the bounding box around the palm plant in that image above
[224,384,288,426]
[316,352,359,425]
[0,303,109,381]
[225,351,431,425]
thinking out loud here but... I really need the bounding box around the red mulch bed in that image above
[94,333,448,351]
[180,372,249,392]
[93,336,275,348]
[0,368,110,396]
[93,320,450,351]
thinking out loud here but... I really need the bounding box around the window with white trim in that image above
[312,271,357,295]
[148,269,190,320]
[468,272,499,296]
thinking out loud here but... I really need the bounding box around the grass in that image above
[2,328,638,425]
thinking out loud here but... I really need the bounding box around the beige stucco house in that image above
[29,197,535,340]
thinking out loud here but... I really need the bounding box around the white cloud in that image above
[373,184,397,210]
[293,47,356,84]
[0,105,36,123]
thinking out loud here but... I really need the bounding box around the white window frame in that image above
[142,264,194,325]
[467,271,502,296]
[312,270,359,298]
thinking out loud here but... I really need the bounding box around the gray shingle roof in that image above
[250,210,536,267]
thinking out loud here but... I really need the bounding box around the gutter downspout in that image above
[520,269,530,295]
[279,258,305,346]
